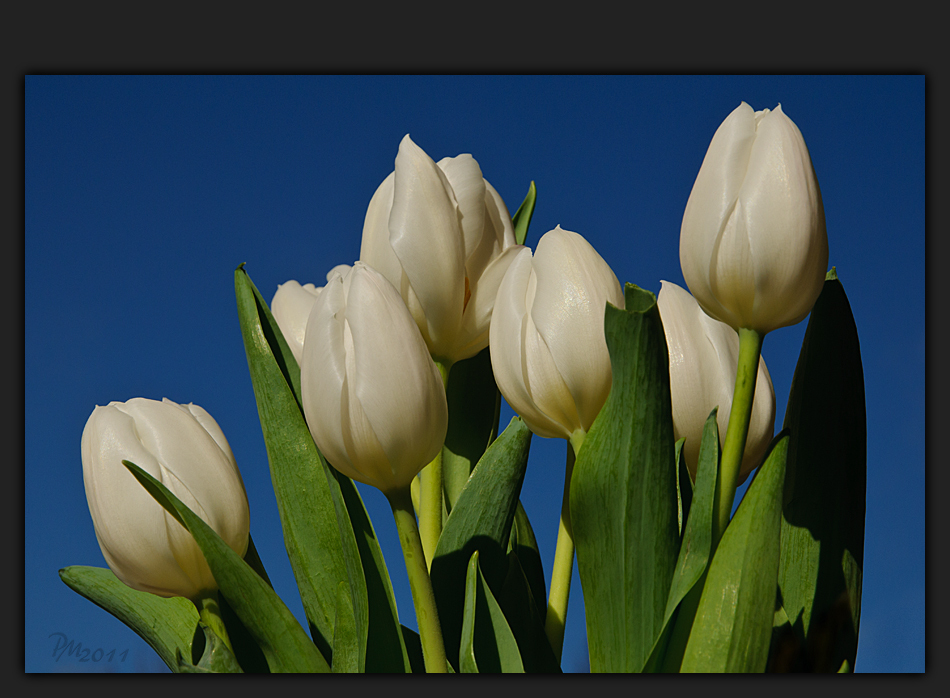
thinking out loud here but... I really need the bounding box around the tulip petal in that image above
[451,243,525,362]
[438,154,486,265]
[271,280,321,365]
[490,248,567,440]
[389,135,466,358]
[360,172,406,290]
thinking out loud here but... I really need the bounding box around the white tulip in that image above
[658,281,775,483]
[680,102,828,335]
[360,134,524,365]
[300,262,448,494]
[490,226,624,441]
[271,265,352,365]
[81,398,250,600]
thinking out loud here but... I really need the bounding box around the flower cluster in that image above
[72,102,853,675]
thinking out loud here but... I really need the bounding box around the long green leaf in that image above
[235,266,362,665]
[777,269,866,672]
[570,284,680,672]
[512,181,537,246]
[59,565,197,672]
[680,435,789,673]
[122,460,329,673]
[459,551,525,673]
[650,410,721,672]
[431,417,532,671]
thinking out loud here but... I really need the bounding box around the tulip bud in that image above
[300,262,448,494]
[360,134,524,365]
[490,226,624,441]
[81,398,250,600]
[658,281,775,483]
[679,102,829,335]
[271,265,352,365]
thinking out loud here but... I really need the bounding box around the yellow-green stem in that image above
[387,485,448,673]
[712,327,764,547]
[544,430,585,662]
[419,360,451,570]
[197,590,233,654]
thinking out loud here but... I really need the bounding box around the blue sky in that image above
[24,75,924,673]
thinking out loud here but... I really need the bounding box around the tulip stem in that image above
[545,430,585,663]
[196,590,234,655]
[419,361,451,570]
[387,486,448,673]
[713,327,764,547]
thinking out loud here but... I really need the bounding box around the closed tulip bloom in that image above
[271,265,352,365]
[81,398,250,600]
[658,281,775,483]
[490,226,624,441]
[300,262,448,494]
[360,134,524,365]
[680,102,828,335]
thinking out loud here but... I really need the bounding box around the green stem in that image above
[419,360,451,571]
[544,430,586,662]
[387,485,448,673]
[712,327,764,547]
[197,590,233,654]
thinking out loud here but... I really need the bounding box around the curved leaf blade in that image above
[512,181,537,246]
[570,284,680,672]
[431,417,532,671]
[59,565,197,673]
[778,270,866,672]
[459,551,525,673]
[680,435,788,673]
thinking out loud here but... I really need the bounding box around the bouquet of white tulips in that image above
[61,102,865,673]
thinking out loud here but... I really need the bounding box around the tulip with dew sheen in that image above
[360,134,524,367]
[490,226,624,444]
[271,265,351,366]
[658,281,775,483]
[81,397,250,601]
[679,102,828,336]
[490,225,623,661]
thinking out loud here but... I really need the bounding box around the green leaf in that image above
[442,346,501,513]
[217,589,270,673]
[459,551,525,673]
[778,270,866,672]
[507,501,547,620]
[331,581,360,673]
[570,284,680,673]
[497,549,560,672]
[651,410,721,672]
[512,181,537,246]
[59,565,197,673]
[178,623,243,673]
[431,417,532,671]
[674,438,691,536]
[122,460,330,673]
[333,471,412,672]
[680,434,789,673]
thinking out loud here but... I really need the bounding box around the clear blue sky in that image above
[25,75,924,673]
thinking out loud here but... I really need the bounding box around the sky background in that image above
[24,75,924,673]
